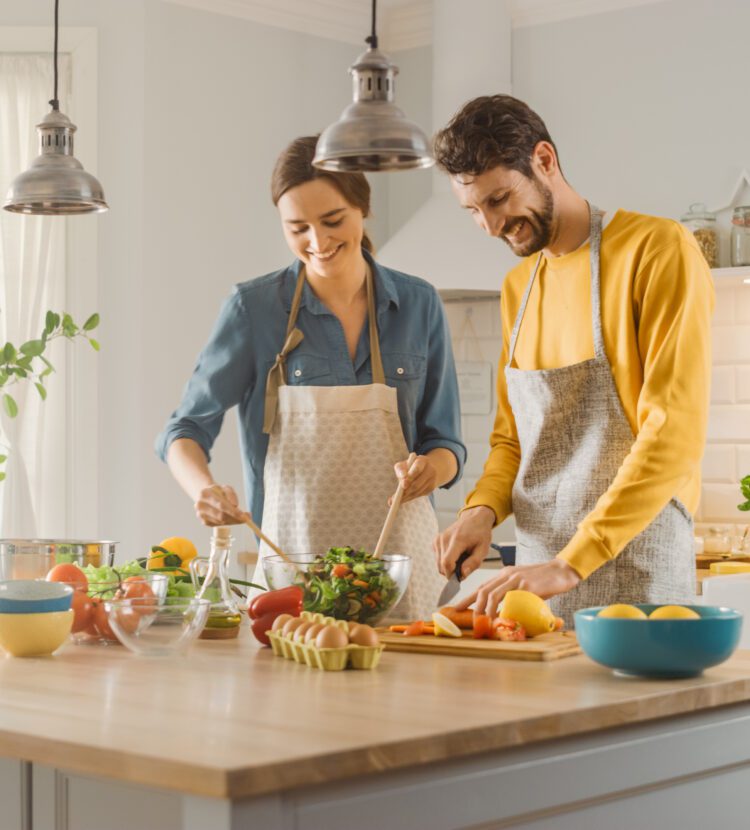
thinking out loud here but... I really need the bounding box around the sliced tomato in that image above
[472,613,493,639]
[331,564,351,578]
[493,617,526,641]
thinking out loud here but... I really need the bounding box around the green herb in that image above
[739,474,750,512]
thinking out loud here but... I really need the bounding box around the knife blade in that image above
[436,551,471,607]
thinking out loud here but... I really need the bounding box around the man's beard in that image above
[500,178,555,257]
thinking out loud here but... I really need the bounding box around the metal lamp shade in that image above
[313,47,434,173]
[4,109,107,215]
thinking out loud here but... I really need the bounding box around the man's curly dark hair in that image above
[433,95,559,179]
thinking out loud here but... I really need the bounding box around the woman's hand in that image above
[194,484,249,527]
[454,560,581,617]
[392,454,437,504]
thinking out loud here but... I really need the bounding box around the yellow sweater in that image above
[464,210,714,579]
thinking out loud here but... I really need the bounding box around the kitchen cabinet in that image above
[2,634,750,828]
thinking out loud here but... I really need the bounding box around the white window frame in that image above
[0,27,99,535]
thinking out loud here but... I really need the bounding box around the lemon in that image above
[432,612,462,638]
[500,590,557,636]
[597,604,648,619]
[649,605,700,620]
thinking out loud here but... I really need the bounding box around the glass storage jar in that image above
[730,206,750,267]
[681,203,718,267]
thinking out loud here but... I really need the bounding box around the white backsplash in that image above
[437,282,750,541]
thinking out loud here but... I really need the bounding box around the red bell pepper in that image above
[248,586,304,646]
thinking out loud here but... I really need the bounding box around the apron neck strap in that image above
[506,204,605,367]
[366,265,385,385]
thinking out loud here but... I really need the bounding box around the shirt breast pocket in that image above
[285,354,334,386]
[382,352,426,387]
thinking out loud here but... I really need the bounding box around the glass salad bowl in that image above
[262,549,412,626]
[105,596,211,657]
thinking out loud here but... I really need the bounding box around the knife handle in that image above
[454,551,471,583]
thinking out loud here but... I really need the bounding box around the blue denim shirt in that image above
[155,250,466,525]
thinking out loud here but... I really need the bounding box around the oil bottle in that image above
[193,526,242,639]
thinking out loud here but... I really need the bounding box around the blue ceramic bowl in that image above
[574,604,743,678]
[0,580,73,614]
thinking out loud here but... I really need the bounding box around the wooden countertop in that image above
[1,630,750,800]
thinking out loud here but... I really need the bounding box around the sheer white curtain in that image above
[0,54,72,536]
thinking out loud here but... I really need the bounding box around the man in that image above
[433,95,713,625]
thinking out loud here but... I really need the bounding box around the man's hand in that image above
[454,559,581,616]
[194,484,249,526]
[433,505,495,578]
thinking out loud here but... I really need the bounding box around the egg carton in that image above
[268,611,384,671]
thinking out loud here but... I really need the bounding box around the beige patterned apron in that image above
[506,208,695,627]
[252,266,444,620]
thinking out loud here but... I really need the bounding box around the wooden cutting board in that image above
[377,629,580,662]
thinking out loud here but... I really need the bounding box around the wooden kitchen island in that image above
[2,630,750,829]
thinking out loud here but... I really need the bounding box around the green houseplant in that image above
[0,310,100,479]
[739,475,750,513]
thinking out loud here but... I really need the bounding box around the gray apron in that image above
[506,208,695,627]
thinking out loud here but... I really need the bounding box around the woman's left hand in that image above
[391,454,438,504]
[454,560,581,617]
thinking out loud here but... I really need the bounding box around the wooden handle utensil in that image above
[373,452,417,560]
[209,485,295,567]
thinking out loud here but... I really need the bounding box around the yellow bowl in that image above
[0,610,73,657]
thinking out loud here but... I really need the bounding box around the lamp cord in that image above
[49,0,59,110]
[365,0,378,49]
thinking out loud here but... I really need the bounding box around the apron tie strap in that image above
[263,326,305,434]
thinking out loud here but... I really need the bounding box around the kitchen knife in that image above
[437,551,471,607]
[436,548,509,607]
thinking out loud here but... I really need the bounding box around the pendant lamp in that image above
[313,0,434,172]
[3,0,108,215]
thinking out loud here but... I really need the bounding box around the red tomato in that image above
[92,598,118,641]
[472,613,493,640]
[121,577,156,615]
[493,617,526,641]
[46,563,88,592]
[247,586,303,621]
[70,589,94,634]
[250,611,277,646]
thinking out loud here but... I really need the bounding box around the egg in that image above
[304,623,325,644]
[271,613,293,632]
[315,626,349,650]
[349,624,380,647]
[294,622,315,643]
[282,617,306,637]
[347,621,359,633]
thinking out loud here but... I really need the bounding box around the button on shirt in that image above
[155,252,466,526]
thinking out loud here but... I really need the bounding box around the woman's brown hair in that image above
[270,136,374,252]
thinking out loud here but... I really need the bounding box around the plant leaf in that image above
[3,394,18,418]
[40,356,54,371]
[0,473,6,482]
[45,310,56,333]
[0,455,7,463]
[89,338,100,352]
[82,313,100,331]
[3,343,16,362]
[35,383,47,401]
[20,340,45,357]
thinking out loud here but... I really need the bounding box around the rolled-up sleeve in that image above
[414,290,466,487]
[155,288,255,463]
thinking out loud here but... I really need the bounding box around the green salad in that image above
[297,547,400,623]
[82,561,220,602]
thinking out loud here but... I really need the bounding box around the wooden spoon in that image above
[373,452,417,560]
[209,485,296,568]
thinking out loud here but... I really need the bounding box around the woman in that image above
[156,136,465,619]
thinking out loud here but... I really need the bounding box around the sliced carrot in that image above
[388,625,408,633]
[472,613,493,639]
[404,620,426,636]
[554,616,564,631]
[440,606,475,630]
[352,580,369,588]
